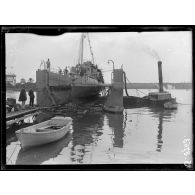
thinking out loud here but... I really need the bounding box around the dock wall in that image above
[36,69,71,107]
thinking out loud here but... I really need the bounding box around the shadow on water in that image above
[70,113,104,163]
[16,132,72,165]
[148,107,178,152]
[105,112,127,148]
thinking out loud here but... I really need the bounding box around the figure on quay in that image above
[19,85,27,109]
[28,88,35,107]
[64,66,68,75]
[46,58,51,71]
[58,68,62,75]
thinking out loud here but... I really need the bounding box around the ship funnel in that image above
[158,61,163,93]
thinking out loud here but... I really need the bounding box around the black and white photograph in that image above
[1,26,193,169]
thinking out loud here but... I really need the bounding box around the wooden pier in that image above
[6,108,40,121]
[6,108,41,128]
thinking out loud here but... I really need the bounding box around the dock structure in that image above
[6,111,40,127]
[36,69,72,107]
[36,69,112,107]
[6,108,40,121]
[35,61,174,112]
[6,108,40,128]
[103,69,124,113]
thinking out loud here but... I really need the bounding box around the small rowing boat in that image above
[16,116,72,148]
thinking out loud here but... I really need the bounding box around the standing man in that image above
[19,85,27,109]
[28,88,35,107]
[65,66,68,74]
[58,68,62,75]
[46,58,51,71]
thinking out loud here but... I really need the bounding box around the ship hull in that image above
[71,85,102,98]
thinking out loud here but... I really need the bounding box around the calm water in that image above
[6,89,192,165]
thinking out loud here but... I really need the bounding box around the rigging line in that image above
[125,75,148,96]
[77,34,81,64]
[87,33,95,64]
[78,33,84,64]
[123,71,130,97]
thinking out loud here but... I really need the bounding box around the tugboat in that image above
[70,33,104,98]
[164,98,178,109]
[143,61,178,109]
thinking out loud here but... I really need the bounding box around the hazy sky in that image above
[6,31,192,83]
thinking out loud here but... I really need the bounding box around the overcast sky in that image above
[6,31,192,83]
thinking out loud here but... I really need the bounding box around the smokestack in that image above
[158,61,163,93]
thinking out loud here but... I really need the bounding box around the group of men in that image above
[19,86,35,109]
[46,58,69,75]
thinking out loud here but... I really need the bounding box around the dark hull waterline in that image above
[71,85,102,98]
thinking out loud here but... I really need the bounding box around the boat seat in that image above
[36,125,63,132]
[48,117,72,126]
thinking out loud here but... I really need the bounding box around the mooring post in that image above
[103,68,124,113]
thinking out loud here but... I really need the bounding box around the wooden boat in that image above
[16,133,72,165]
[16,116,72,148]
[142,61,177,109]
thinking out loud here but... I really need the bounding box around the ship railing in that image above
[39,65,70,76]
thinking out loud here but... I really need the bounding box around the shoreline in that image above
[6,88,37,92]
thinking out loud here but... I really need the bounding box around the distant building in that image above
[6,74,16,86]
[20,78,26,84]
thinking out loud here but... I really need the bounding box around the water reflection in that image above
[157,112,163,152]
[16,133,72,165]
[148,107,177,152]
[6,101,183,164]
[35,111,54,123]
[70,113,104,163]
[105,112,126,148]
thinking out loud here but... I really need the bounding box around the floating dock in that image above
[6,108,40,121]
[6,108,41,128]
[35,60,176,112]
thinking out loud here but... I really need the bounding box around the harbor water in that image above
[6,89,192,165]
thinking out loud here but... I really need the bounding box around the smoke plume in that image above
[142,47,161,61]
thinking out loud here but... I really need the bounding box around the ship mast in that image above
[87,33,95,64]
[78,33,95,65]
[78,33,84,65]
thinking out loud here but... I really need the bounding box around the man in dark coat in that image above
[19,86,27,109]
[46,58,51,71]
[28,88,35,107]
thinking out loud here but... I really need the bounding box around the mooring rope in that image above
[177,102,192,105]
[123,71,130,96]
[124,72,148,96]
